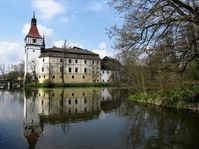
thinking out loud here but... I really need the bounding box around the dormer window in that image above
[33,38,36,43]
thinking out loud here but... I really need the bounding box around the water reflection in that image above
[120,103,199,149]
[23,88,121,148]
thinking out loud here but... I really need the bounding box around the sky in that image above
[0,0,121,65]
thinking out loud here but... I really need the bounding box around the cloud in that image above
[92,41,114,58]
[92,49,113,59]
[32,0,65,20]
[99,42,107,49]
[86,1,107,12]
[0,41,23,65]
[59,16,70,24]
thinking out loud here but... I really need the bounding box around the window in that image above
[97,61,99,64]
[75,68,78,73]
[32,60,34,63]
[53,75,55,79]
[43,58,45,62]
[84,60,87,64]
[75,99,78,104]
[72,93,74,96]
[84,98,87,104]
[69,59,71,63]
[68,100,71,104]
[72,75,74,79]
[92,61,94,64]
[75,59,78,63]
[42,67,44,72]
[107,71,109,74]
[103,80,104,82]
[84,68,87,73]
[69,67,72,72]
[84,108,87,112]
[83,76,85,79]
[39,75,41,78]
[43,75,45,78]
[33,50,35,52]
[60,59,62,62]
[33,38,36,43]
[83,92,85,96]
[102,71,104,74]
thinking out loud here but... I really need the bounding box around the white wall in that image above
[101,70,112,83]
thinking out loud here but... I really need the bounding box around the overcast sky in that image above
[0,0,120,65]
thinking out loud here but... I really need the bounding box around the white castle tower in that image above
[24,12,44,83]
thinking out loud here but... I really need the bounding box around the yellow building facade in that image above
[38,47,101,84]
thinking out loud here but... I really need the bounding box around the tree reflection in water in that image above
[120,102,199,149]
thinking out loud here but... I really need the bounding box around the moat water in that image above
[0,88,199,149]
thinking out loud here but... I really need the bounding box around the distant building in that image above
[101,56,122,83]
[0,75,4,81]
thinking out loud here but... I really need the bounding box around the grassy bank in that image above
[129,82,199,112]
[25,82,114,88]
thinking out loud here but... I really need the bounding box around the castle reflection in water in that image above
[23,88,122,147]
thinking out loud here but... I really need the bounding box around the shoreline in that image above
[128,82,199,113]
[25,82,116,88]
[129,97,199,113]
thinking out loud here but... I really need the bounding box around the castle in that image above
[24,13,115,84]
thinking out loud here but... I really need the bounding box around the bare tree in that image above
[19,60,25,78]
[91,62,100,85]
[60,40,70,87]
[0,64,6,82]
[29,58,38,83]
[108,0,199,72]
[46,60,54,84]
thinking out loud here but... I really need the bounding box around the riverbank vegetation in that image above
[108,0,199,111]
[129,82,199,111]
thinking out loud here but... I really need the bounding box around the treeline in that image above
[0,61,24,82]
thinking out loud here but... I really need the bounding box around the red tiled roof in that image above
[26,24,42,38]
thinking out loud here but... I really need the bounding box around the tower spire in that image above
[26,12,41,38]
[41,34,46,51]
[33,11,35,18]
[31,11,37,25]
